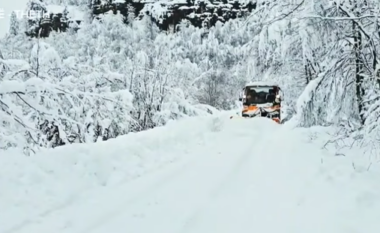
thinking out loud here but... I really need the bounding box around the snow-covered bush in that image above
[0,13,224,153]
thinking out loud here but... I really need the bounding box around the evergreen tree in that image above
[9,11,19,36]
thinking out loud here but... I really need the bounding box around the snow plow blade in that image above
[229,115,281,124]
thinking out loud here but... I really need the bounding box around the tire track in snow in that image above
[179,128,275,233]
[75,155,204,233]
[79,126,265,233]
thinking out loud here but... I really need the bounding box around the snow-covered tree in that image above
[9,12,19,36]
[1,0,380,154]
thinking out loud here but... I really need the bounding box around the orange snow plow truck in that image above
[231,82,283,124]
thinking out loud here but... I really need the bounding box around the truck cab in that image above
[238,82,282,123]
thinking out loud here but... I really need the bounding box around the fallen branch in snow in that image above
[352,162,373,172]
[335,153,346,156]
[323,136,350,150]
[321,119,360,151]
[322,131,357,152]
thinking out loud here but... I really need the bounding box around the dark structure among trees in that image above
[25,0,257,37]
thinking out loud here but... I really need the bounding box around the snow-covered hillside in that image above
[1,115,380,233]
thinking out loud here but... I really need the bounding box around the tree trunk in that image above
[353,16,365,124]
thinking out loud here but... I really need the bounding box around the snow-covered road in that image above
[2,115,380,233]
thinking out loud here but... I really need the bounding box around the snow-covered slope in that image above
[2,114,380,233]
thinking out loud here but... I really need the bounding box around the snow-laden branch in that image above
[300,15,376,21]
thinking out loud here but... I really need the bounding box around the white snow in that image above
[45,5,84,21]
[1,113,380,233]
[45,5,65,14]
[179,6,190,10]
[169,0,187,4]
[2,59,30,70]
[1,1,380,231]
[67,6,84,21]
[0,79,26,94]
[246,81,278,86]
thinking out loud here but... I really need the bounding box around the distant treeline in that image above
[26,0,257,37]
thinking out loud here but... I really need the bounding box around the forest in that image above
[1,0,380,154]
[24,0,256,37]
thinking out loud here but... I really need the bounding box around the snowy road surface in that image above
[2,115,380,233]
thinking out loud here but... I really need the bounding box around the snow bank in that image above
[278,125,380,232]
[0,111,237,232]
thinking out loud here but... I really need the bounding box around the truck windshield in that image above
[244,86,275,105]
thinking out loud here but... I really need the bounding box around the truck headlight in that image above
[275,95,280,103]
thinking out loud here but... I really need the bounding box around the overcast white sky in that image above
[0,0,29,37]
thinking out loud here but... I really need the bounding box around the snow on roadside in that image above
[2,113,380,232]
[282,125,380,232]
[0,112,233,233]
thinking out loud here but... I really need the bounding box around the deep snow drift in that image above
[1,113,380,233]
